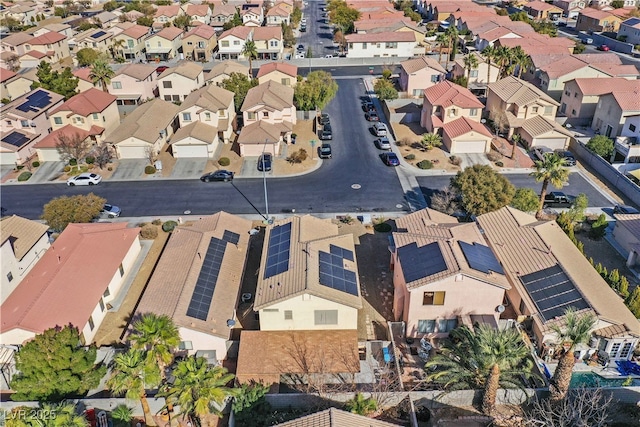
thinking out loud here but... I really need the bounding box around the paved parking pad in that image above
[110,159,147,181]
[29,161,64,183]
[171,158,207,179]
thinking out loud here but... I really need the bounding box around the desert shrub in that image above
[218,157,230,166]
[404,154,416,160]
[397,137,411,147]
[162,220,178,232]
[32,161,40,168]
[151,219,162,225]
[374,222,392,232]
[69,158,77,166]
[140,224,158,239]
[486,152,502,162]
[17,172,32,181]
[287,149,308,164]
[64,165,71,172]
[495,161,504,167]
[16,165,24,170]
[144,165,156,174]
[449,155,461,166]
[107,166,113,171]
[85,156,95,164]
[136,222,148,227]
[417,160,433,169]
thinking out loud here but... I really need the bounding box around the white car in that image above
[295,52,305,59]
[324,54,334,58]
[533,146,553,161]
[301,18,307,24]
[67,172,102,186]
[373,122,388,137]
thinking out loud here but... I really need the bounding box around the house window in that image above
[469,70,478,77]
[164,95,172,101]
[417,319,435,333]
[5,120,11,126]
[7,272,13,282]
[221,40,229,47]
[574,92,578,98]
[620,342,633,359]
[247,112,256,120]
[88,316,94,331]
[609,342,621,357]
[127,40,134,48]
[172,95,180,102]
[263,308,279,312]
[163,81,172,88]
[544,106,553,115]
[423,291,445,305]
[233,40,240,46]
[262,112,269,118]
[20,120,29,127]
[531,106,539,114]
[157,41,161,47]
[205,112,211,121]
[362,42,367,49]
[430,75,439,83]
[218,110,225,117]
[349,43,353,49]
[437,318,458,333]
[187,41,193,46]
[103,287,110,298]
[183,112,192,121]
[119,263,124,277]
[413,89,422,96]
[376,43,381,48]
[571,109,576,115]
[284,310,293,320]
[385,42,398,48]
[112,81,122,89]
[281,78,290,86]
[54,117,63,125]
[75,117,84,124]
[197,42,205,49]
[146,42,151,48]
[314,310,338,325]
[99,298,105,312]
[629,124,637,132]
[92,113,99,120]
[178,341,193,350]
[270,40,278,47]
[564,90,570,96]
[469,108,478,116]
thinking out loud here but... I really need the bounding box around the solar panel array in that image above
[397,242,447,283]
[459,241,504,274]
[1,132,29,147]
[521,265,590,322]
[319,248,358,296]
[91,31,107,39]
[186,237,227,321]
[264,223,291,279]
[16,90,52,113]
[222,230,240,245]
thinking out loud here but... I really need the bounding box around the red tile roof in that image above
[29,32,66,45]
[154,5,181,18]
[51,88,116,116]
[72,67,93,82]
[154,26,184,41]
[23,50,47,59]
[572,77,637,96]
[186,4,210,16]
[256,62,298,78]
[219,25,252,40]
[252,26,283,41]
[423,80,484,109]
[0,67,17,83]
[121,24,150,39]
[184,25,216,39]
[0,223,140,340]
[35,124,104,148]
[611,88,640,111]
[443,116,493,139]
[345,31,416,43]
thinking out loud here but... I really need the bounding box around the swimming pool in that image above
[570,371,640,387]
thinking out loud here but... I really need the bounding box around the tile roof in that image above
[120,24,150,39]
[115,63,156,80]
[241,80,294,111]
[266,4,290,16]
[613,214,640,240]
[488,76,558,106]
[1,32,33,47]
[571,77,636,96]
[1,88,63,119]
[28,31,66,45]
[354,17,413,31]
[158,61,204,80]
[0,67,16,83]
[477,207,640,336]
[105,99,180,144]
[541,55,590,79]
[0,215,49,261]
[205,60,249,81]
[578,7,617,20]
[525,1,561,12]
[72,67,92,83]
[23,50,47,59]
[278,408,402,427]
[395,208,459,231]
[153,26,184,41]
[519,115,573,138]
[443,116,493,140]
[345,31,416,43]
[51,88,116,116]
[610,88,640,111]
[155,5,181,18]
[254,215,363,310]
[34,124,104,149]
[590,63,640,77]
[210,3,238,17]
[135,212,252,339]
[185,4,210,16]
[171,120,217,143]
[184,25,216,39]
[0,223,140,340]
[400,56,446,74]
[423,80,484,109]
[180,84,234,112]
[256,62,298,78]
[237,120,292,143]
[219,26,252,40]
[252,26,282,41]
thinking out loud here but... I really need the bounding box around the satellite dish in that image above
[226,319,236,328]
[496,304,505,313]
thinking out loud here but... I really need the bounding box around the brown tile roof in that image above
[51,88,116,116]
[205,60,248,81]
[574,52,622,64]
[1,88,63,119]
[219,26,252,40]
[590,63,640,77]
[135,213,252,339]
[158,61,204,80]
[578,7,617,20]
[105,99,180,144]
[180,84,234,113]
[610,88,640,111]
[401,56,445,74]
[593,324,631,339]
[184,25,216,40]
[0,215,49,261]
[354,17,413,31]
[185,4,210,17]
[0,223,140,340]
[35,124,104,149]
[120,24,150,39]
[211,3,238,18]
[525,1,561,12]
[278,408,402,427]
[241,80,294,111]
[29,31,65,45]
[115,63,156,80]
[256,62,298,79]
[1,32,33,47]
[423,80,484,109]
[488,76,558,106]
[72,67,92,83]
[171,121,217,143]
[254,215,363,310]
[154,5,181,18]
[236,120,292,144]
[395,208,459,231]
[571,77,635,96]
[23,50,47,59]
[252,26,283,41]
[520,115,573,138]
[0,67,16,83]
[613,214,640,240]
[154,26,184,41]
[541,55,589,79]
[443,116,493,139]
[345,31,416,43]
[266,5,290,17]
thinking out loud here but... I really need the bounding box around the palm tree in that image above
[89,60,114,92]
[511,46,531,79]
[482,45,497,84]
[549,308,597,402]
[530,153,570,218]
[129,313,181,381]
[345,392,377,416]
[436,32,449,64]
[463,53,479,87]
[420,133,443,150]
[111,404,134,427]
[7,402,89,427]
[241,40,258,78]
[494,46,513,78]
[107,349,161,425]
[110,38,126,62]
[444,26,459,70]
[425,325,536,416]
[159,357,236,426]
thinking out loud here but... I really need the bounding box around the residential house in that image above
[34,125,106,163]
[612,110,640,163]
[256,62,298,87]
[205,60,249,86]
[153,5,183,29]
[523,1,563,21]
[0,88,63,165]
[182,25,217,62]
[210,3,238,30]
[241,5,263,27]
[48,88,119,138]
[158,62,205,103]
[495,34,575,59]
[266,3,291,26]
[31,23,73,40]
[23,31,70,66]
[184,4,212,25]
[0,215,50,304]
[420,80,484,135]
[576,8,625,32]
[515,115,573,150]
[252,26,283,60]
[277,409,401,427]
[553,0,586,19]
[619,17,640,46]
[0,67,33,101]
[92,11,119,28]
[353,17,413,33]
[477,207,640,362]
[399,56,446,98]
[0,223,141,345]
[612,215,640,266]
[217,26,251,60]
[345,32,418,58]
[254,215,362,331]
[472,24,533,52]
[145,27,184,61]
[391,209,510,338]
[122,9,145,23]
[238,80,295,156]
[592,86,640,138]
[107,63,159,113]
[105,99,180,159]
[72,68,100,93]
[177,84,236,146]
[134,212,252,362]
[4,3,36,25]
[442,116,494,154]
[1,32,32,59]
[451,52,500,95]
[113,24,150,62]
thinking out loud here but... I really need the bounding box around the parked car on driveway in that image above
[319,143,332,158]
[543,191,576,208]
[554,149,576,166]
[320,123,332,140]
[365,111,379,121]
[373,122,388,137]
[200,170,234,182]
[67,173,102,186]
[257,153,272,171]
[101,204,121,218]
[381,152,400,166]
[532,146,553,161]
[375,137,391,150]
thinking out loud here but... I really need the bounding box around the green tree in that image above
[587,135,614,158]
[103,1,118,11]
[173,14,191,30]
[420,133,443,150]
[0,16,23,31]
[223,10,242,30]
[111,404,134,427]
[436,32,449,64]
[89,60,114,92]
[482,45,497,84]
[221,72,258,112]
[345,392,377,415]
[136,16,154,27]
[159,357,236,425]
[590,213,608,239]
[511,46,531,78]
[129,313,181,381]
[77,19,98,31]
[293,70,339,110]
[611,0,625,7]
[328,0,360,34]
[567,193,588,223]
[373,77,398,100]
[530,153,570,218]
[291,6,302,26]
[426,325,536,415]
[463,53,478,86]
[444,26,459,67]
[33,62,79,99]
[510,187,539,213]
[107,350,160,425]
[41,193,106,232]
[450,164,516,216]
[625,286,640,317]
[282,22,295,48]
[6,402,89,427]
[241,40,258,77]
[232,382,272,427]
[573,42,586,54]
[549,308,597,402]
[10,326,106,401]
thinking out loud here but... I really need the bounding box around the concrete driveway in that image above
[110,159,147,181]
[170,158,207,179]
[29,161,64,183]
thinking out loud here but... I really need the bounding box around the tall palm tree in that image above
[494,46,513,78]
[530,153,570,218]
[549,308,597,402]
[511,46,531,79]
[444,26,459,70]
[159,357,236,426]
[89,60,114,92]
[463,53,479,87]
[425,325,536,416]
[129,313,181,381]
[6,402,89,427]
[107,349,161,425]
[436,32,449,64]
[345,392,377,416]
[482,45,497,84]
[241,40,258,78]
[110,38,126,62]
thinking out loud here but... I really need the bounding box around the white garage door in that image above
[36,148,63,162]
[174,144,209,158]
[0,151,18,165]
[534,138,566,150]
[117,145,148,159]
[453,140,486,154]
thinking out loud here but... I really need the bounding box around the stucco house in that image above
[254,215,363,332]
[399,56,446,98]
[113,24,150,62]
[107,63,159,112]
[1,32,33,59]
[0,215,50,305]
[266,3,291,26]
[217,26,251,60]
[71,28,113,57]
[612,214,640,267]
[135,212,252,362]
[23,32,70,66]
[252,26,283,60]
[158,62,205,103]
[182,25,217,62]
[256,62,298,87]
[553,0,586,19]
[205,60,249,86]
[0,68,33,102]
[153,5,183,29]
[619,17,640,47]
[576,8,625,33]
[592,87,640,139]
[48,88,119,141]
[241,5,263,26]
[451,52,500,95]
[442,116,494,154]
[420,80,484,135]
[515,115,573,150]
[523,1,563,21]
[177,84,236,145]
[210,3,238,30]
[0,223,141,346]
[145,27,184,61]
[184,4,212,25]
[345,31,417,58]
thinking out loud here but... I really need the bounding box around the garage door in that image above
[534,138,566,150]
[174,144,209,158]
[0,151,18,165]
[453,140,486,154]
[117,145,148,159]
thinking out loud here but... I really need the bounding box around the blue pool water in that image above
[570,371,640,387]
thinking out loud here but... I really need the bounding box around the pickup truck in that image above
[543,192,576,208]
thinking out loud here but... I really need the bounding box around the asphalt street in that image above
[297,0,337,59]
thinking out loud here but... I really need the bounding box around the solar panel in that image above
[397,242,447,283]
[459,241,504,274]
[521,265,591,322]
[318,248,359,296]
[1,132,29,147]
[264,223,291,279]
[222,230,240,245]
[186,237,227,320]
[91,31,107,39]
[15,90,52,113]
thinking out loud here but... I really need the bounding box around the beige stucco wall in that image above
[0,233,50,305]
[4,77,33,101]
[258,294,358,331]
[593,94,626,137]
[159,72,205,102]
[401,68,443,97]
[613,222,639,256]
[421,102,482,132]
[258,71,297,87]
[178,327,229,361]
